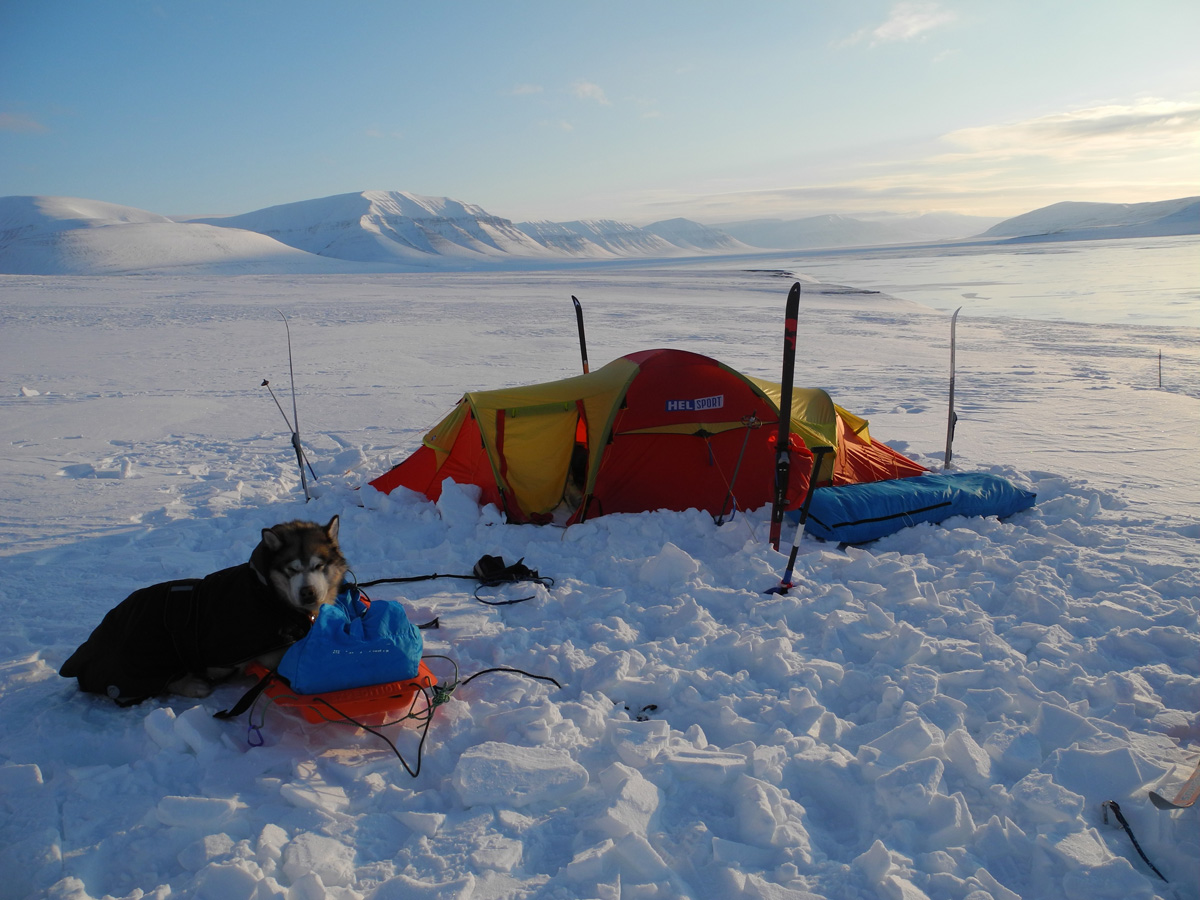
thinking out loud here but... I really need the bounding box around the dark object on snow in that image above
[59,564,313,705]
[59,518,345,705]
[802,472,1036,544]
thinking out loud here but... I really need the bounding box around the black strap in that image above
[360,556,554,607]
[214,669,276,720]
[1102,800,1167,882]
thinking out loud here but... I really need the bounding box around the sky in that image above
[1,1,1198,225]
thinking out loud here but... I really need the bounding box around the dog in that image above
[60,516,347,705]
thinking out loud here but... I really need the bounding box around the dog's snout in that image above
[299,585,317,603]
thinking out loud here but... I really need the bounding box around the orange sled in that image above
[245,660,436,726]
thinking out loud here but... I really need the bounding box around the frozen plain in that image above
[0,256,1198,900]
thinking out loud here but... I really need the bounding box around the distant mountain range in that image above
[0,191,1195,275]
[979,197,1200,243]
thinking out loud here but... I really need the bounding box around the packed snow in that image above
[1,256,1197,900]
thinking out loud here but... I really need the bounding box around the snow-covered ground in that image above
[1,261,1197,900]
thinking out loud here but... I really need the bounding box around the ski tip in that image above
[1148,790,1187,810]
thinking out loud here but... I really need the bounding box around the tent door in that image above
[494,400,587,521]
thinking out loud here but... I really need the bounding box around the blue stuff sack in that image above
[276,585,423,695]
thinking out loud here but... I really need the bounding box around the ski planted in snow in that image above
[572,295,590,374]
[1149,757,1200,810]
[768,282,802,551]
[944,306,962,469]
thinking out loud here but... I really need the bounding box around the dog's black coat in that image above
[60,563,313,704]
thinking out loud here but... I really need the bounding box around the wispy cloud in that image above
[0,112,49,134]
[944,99,1200,158]
[842,2,957,47]
[571,81,611,106]
[624,98,1200,221]
[510,83,543,96]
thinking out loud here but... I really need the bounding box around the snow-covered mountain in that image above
[716,212,1001,250]
[2,190,1195,275]
[0,195,364,275]
[643,217,755,253]
[192,191,559,264]
[515,218,681,257]
[981,196,1200,241]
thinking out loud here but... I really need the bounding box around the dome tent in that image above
[368,348,925,525]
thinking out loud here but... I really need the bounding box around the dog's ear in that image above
[260,527,283,552]
[324,515,340,543]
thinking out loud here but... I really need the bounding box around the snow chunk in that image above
[282,832,356,888]
[609,719,671,768]
[435,478,483,526]
[469,833,523,872]
[1010,772,1084,824]
[144,706,189,752]
[392,810,446,837]
[639,541,700,588]
[0,763,43,790]
[368,873,476,899]
[193,861,261,900]
[734,775,813,863]
[174,705,224,754]
[280,762,350,814]
[451,741,588,808]
[156,795,239,829]
[593,763,661,838]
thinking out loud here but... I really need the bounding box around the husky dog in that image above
[60,517,347,704]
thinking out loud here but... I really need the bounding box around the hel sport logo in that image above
[665,394,725,412]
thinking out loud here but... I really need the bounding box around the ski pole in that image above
[271,310,317,501]
[765,446,832,595]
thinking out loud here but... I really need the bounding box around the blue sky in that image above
[2,1,1197,224]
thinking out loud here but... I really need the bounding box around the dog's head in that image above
[250,516,347,613]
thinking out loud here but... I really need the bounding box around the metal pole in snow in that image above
[944,307,962,470]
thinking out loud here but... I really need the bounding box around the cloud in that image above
[842,2,957,47]
[944,99,1200,158]
[0,112,49,134]
[510,83,543,96]
[619,98,1200,221]
[571,81,611,106]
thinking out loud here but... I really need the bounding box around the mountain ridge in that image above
[1,190,1195,275]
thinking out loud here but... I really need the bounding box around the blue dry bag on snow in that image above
[276,585,423,695]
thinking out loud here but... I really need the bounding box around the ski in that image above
[1149,757,1200,810]
[572,295,590,374]
[768,282,802,551]
[944,306,962,469]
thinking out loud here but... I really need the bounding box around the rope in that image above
[254,655,562,778]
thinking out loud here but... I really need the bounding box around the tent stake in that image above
[944,306,962,470]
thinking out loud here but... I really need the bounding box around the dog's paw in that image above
[168,674,214,698]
